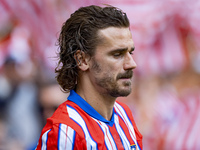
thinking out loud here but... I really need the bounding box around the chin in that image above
[109,88,132,97]
[121,85,132,95]
[119,90,131,97]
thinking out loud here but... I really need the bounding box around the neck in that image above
[76,78,116,121]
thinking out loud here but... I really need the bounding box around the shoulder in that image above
[47,100,86,135]
[43,100,86,139]
[36,101,87,149]
[35,122,86,150]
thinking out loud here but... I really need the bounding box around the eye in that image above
[113,52,122,57]
[113,52,125,58]
[129,50,134,55]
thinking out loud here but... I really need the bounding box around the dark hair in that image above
[55,5,130,92]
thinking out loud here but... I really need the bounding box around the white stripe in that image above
[114,113,130,150]
[41,129,51,150]
[66,126,76,150]
[92,118,117,150]
[114,103,140,150]
[67,105,97,150]
[58,124,67,150]
[58,124,75,150]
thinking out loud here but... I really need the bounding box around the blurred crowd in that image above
[0,0,200,150]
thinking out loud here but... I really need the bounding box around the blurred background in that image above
[0,0,200,149]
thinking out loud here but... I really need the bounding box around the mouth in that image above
[118,77,132,86]
[119,77,132,79]
[118,78,131,81]
[117,70,133,80]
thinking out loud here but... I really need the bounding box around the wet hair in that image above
[55,5,130,92]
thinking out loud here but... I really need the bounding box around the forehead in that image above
[97,27,134,49]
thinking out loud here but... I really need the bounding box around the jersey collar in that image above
[68,90,114,126]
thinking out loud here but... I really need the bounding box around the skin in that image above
[75,27,137,121]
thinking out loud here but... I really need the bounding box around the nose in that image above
[123,53,137,70]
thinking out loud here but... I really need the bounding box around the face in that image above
[88,27,137,97]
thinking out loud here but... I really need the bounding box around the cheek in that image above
[102,67,119,81]
[92,57,121,78]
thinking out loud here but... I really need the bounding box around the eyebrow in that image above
[110,47,135,53]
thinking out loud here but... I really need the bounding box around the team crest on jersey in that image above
[130,144,137,150]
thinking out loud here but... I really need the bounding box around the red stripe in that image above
[67,102,106,149]
[115,104,136,140]
[118,114,135,144]
[98,121,114,150]
[108,125,123,149]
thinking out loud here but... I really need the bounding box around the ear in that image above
[74,50,89,71]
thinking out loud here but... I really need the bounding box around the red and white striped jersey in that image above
[36,90,143,150]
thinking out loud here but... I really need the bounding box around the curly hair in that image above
[55,5,130,92]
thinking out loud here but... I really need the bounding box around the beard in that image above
[91,60,133,97]
[96,76,132,97]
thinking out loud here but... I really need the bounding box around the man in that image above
[36,5,142,150]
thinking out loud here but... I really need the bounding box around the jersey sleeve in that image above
[35,123,86,150]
